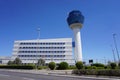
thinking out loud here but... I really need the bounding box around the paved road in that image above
[0,70,114,80]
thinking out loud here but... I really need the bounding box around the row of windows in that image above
[14,50,72,53]
[19,47,65,49]
[18,55,65,57]
[21,59,66,61]
[20,42,65,45]
[18,51,65,53]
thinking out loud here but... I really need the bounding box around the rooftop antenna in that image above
[37,28,40,39]
[35,28,40,69]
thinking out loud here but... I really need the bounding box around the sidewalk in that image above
[7,69,72,75]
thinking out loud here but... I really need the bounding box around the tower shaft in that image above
[73,27,82,61]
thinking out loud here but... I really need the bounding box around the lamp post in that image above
[113,33,120,63]
[111,45,116,63]
[104,57,107,65]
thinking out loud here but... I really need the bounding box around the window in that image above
[48,55,50,57]
[29,55,32,57]
[34,51,36,53]
[20,43,23,45]
[62,43,65,45]
[40,43,42,45]
[0,60,2,64]
[42,43,45,45]
[19,47,22,49]
[45,55,47,57]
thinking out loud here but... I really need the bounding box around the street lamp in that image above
[110,45,116,63]
[113,33,120,62]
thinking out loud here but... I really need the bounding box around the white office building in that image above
[0,56,11,65]
[12,38,75,65]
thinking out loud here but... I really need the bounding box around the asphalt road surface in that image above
[0,70,113,80]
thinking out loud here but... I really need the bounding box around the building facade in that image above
[0,56,11,65]
[12,38,75,65]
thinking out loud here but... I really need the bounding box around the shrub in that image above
[27,63,35,66]
[37,66,48,70]
[72,69,120,76]
[97,67,105,69]
[68,66,76,69]
[48,62,56,70]
[72,69,97,75]
[42,66,48,69]
[97,70,120,76]
[84,66,97,69]
[110,62,117,69]
[38,66,43,70]
[91,63,104,67]
[92,66,97,69]
[58,62,69,70]
[0,65,35,69]
[75,61,83,69]
[85,66,92,69]
[104,66,108,69]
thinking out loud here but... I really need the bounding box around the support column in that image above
[73,27,82,61]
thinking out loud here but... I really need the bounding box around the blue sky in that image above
[0,0,120,63]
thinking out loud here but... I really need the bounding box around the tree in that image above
[110,62,117,69]
[37,59,45,66]
[13,57,22,65]
[118,62,120,69]
[48,62,56,70]
[7,61,13,65]
[75,61,83,69]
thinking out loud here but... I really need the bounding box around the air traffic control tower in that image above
[67,10,84,62]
